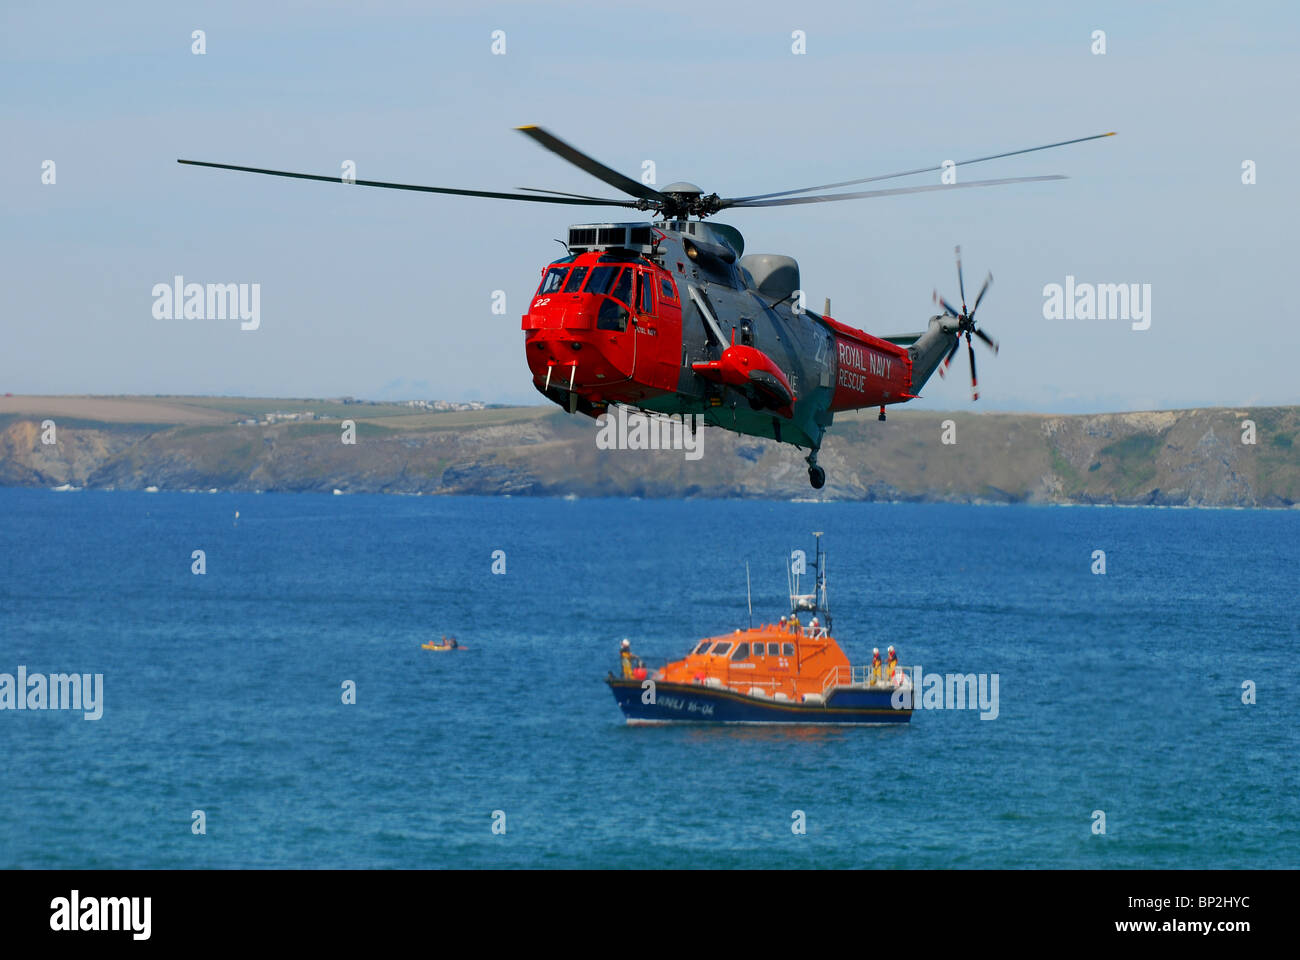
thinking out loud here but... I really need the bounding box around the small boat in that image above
[606,534,912,725]
[422,636,466,652]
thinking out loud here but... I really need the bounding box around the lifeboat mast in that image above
[789,531,832,633]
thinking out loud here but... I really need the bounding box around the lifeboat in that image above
[606,535,912,725]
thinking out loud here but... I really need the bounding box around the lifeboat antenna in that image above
[746,562,753,630]
[812,531,832,632]
[787,532,832,631]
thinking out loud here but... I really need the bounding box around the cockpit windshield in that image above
[610,268,633,307]
[585,265,619,296]
[537,266,568,295]
[563,266,590,293]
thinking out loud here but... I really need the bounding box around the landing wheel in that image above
[808,466,826,489]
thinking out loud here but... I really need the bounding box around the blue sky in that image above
[2,0,1297,411]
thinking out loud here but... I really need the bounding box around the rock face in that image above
[1,400,1296,506]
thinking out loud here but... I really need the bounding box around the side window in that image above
[732,643,749,659]
[537,266,568,295]
[782,642,795,657]
[659,276,677,301]
[767,642,780,656]
[563,266,589,293]
[711,641,732,657]
[639,270,654,314]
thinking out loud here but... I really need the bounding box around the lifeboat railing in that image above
[821,664,915,696]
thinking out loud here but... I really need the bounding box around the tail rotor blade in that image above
[939,336,962,377]
[934,290,959,318]
[970,272,992,319]
[955,246,967,311]
[968,338,979,401]
[973,326,1000,355]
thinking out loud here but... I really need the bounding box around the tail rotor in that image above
[933,245,999,401]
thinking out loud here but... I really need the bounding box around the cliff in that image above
[0,396,1295,506]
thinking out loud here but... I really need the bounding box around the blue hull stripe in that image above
[607,679,912,725]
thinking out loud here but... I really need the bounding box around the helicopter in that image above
[179,126,1113,488]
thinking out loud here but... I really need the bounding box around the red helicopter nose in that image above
[523,290,636,395]
[522,254,683,408]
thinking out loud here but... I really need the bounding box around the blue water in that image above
[1,489,1296,868]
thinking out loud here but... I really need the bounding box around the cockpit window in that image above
[610,268,633,307]
[782,642,795,657]
[731,643,750,659]
[710,641,732,657]
[692,641,710,655]
[537,266,568,295]
[563,266,589,293]
[598,298,629,332]
[586,266,620,296]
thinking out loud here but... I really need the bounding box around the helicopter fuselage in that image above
[522,219,959,455]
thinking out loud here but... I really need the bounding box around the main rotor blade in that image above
[176,159,641,207]
[722,131,1115,204]
[724,175,1066,208]
[515,125,666,203]
[517,186,630,201]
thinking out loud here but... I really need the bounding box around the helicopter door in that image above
[594,267,632,332]
[650,273,685,392]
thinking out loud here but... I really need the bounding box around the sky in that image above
[2,0,1297,413]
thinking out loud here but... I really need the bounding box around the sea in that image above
[1,489,1296,869]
